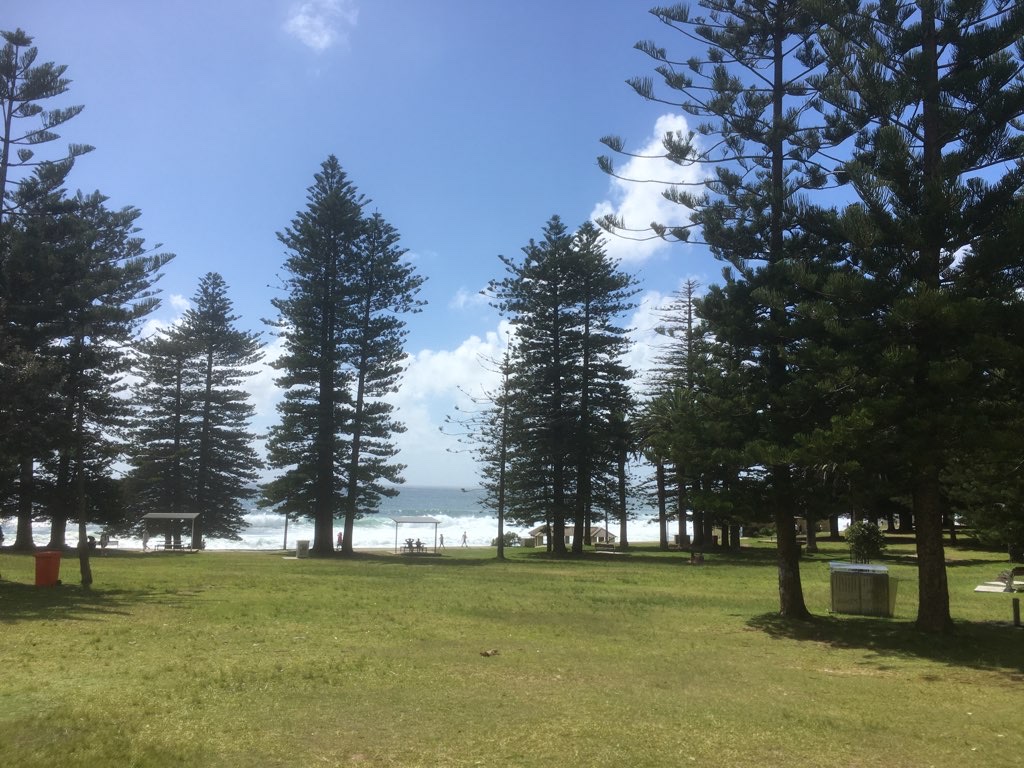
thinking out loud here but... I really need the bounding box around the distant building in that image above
[526,524,616,547]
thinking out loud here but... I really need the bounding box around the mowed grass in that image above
[1,539,1022,768]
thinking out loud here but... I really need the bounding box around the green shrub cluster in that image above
[845,521,887,563]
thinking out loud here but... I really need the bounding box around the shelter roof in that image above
[389,516,440,525]
[141,512,201,520]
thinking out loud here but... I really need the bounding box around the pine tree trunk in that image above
[774,472,810,619]
[656,461,668,550]
[775,505,809,619]
[13,458,36,551]
[496,394,509,561]
[78,539,92,588]
[196,349,213,547]
[910,2,953,634]
[702,509,715,550]
[313,358,336,555]
[913,469,952,632]
[573,471,589,555]
[617,455,628,550]
[50,451,73,549]
[678,469,693,548]
[48,513,68,550]
[805,517,819,554]
[552,466,568,556]
[897,510,914,533]
[76,463,92,588]
[768,13,807,620]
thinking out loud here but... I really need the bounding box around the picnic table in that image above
[154,542,191,552]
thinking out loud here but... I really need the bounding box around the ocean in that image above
[20,485,672,551]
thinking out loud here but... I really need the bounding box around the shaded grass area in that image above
[1,539,1022,767]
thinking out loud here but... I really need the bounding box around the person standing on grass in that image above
[336,531,344,548]
[461,531,468,547]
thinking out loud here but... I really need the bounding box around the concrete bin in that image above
[829,562,897,617]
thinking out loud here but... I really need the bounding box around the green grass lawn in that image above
[1,539,1021,768]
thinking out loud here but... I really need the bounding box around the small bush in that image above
[845,521,887,563]
[492,531,520,547]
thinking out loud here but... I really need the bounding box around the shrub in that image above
[845,521,887,563]
[491,531,520,547]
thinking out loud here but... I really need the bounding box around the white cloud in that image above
[592,113,705,265]
[623,280,712,392]
[386,323,512,486]
[239,321,513,487]
[168,293,191,313]
[284,0,359,52]
[448,287,489,311]
[138,293,190,340]
[395,324,509,403]
[624,289,674,382]
[247,333,287,435]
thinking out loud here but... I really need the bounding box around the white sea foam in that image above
[14,486,678,551]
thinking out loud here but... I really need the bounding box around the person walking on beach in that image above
[439,533,445,550]
[461,531,468,547]
[336,531,344,549]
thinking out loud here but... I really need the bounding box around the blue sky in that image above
[10,1,722,486]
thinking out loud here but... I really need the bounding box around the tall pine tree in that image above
[490,216,636,556]
[126,272,262,545]
[601,0,836,616]
[184,272,263,542]
[0,28,92,549]
[263,157,423,555]
[336,212,424,555]
[45,190,172,585]
[807,0,1024,631]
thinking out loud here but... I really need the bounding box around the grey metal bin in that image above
[829,562,897,617]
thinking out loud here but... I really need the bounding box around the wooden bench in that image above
[594,542,616,551]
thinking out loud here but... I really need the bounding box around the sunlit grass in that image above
[1,539,1021,767]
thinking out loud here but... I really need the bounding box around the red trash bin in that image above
[34,550,62,586]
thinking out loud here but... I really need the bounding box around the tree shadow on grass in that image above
[514,547,700,567]
[340,551,496,567]
[748,611,1024,677]
[0,582,157,623]
[352,545,780,568]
